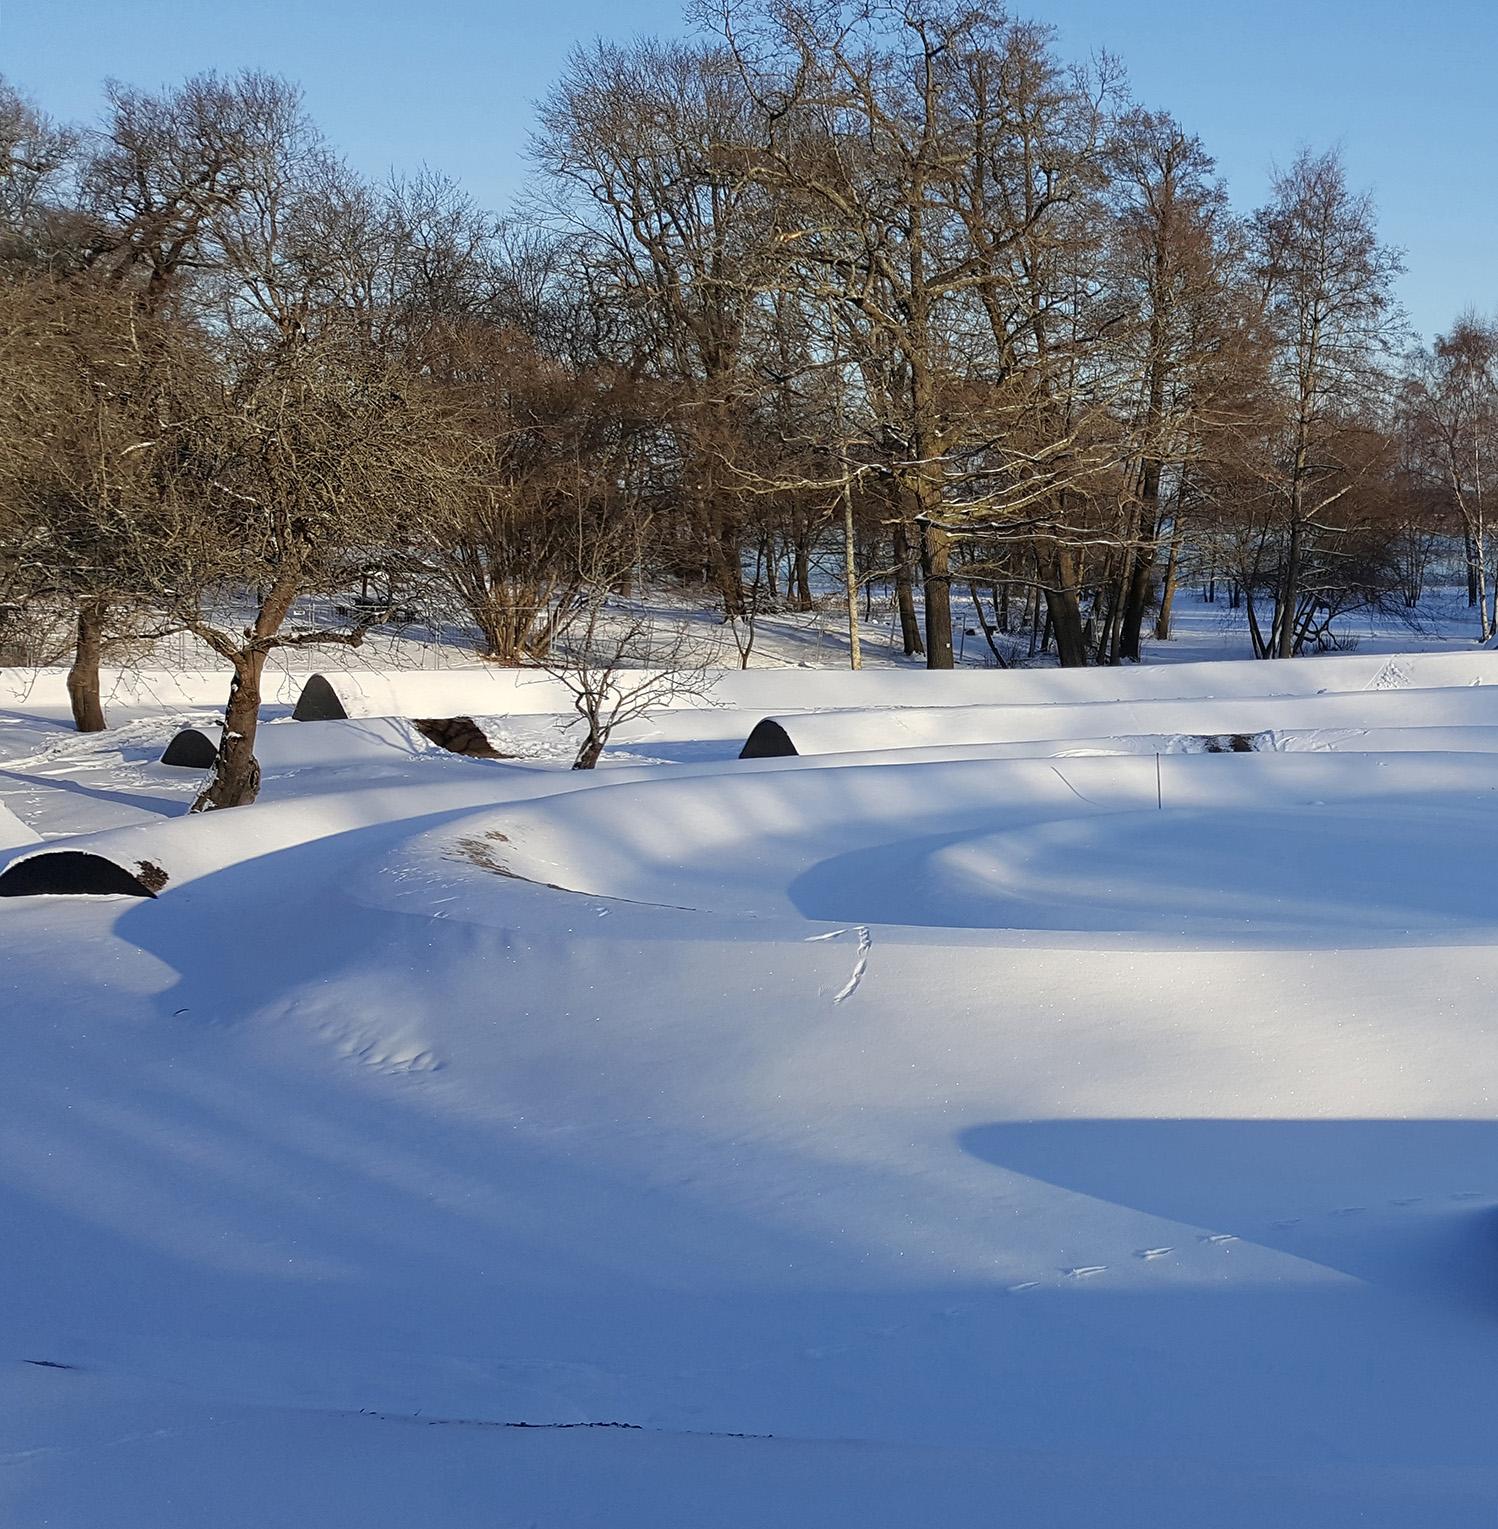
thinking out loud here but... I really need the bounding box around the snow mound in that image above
[13,651,1498,1525]
[423,750,1498,934]
[0,799,40,850]
[923,803,1497,932]
[0,764,519,897]
[742,683,1498,757]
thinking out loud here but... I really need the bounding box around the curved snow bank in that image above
[1273,724,1498,753]
[158,717,435,773]
[432,749,1498,932]
[0,668,306,713]
[0,764,526,897]
[290,669,581,720]
[730,723,1498,773]
[0,799,41,851]
[13,693,1498,1518]
[0,804,344,898]
[742,683,1498,757]
[923,803,1495,932]
[2,647,1493,727]
[297,650,1498,721]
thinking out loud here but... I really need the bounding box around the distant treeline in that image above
[2,3,1496,799]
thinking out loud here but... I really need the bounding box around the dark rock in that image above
[0,851,159,898]
[160,727,219,768]
[292,673,349,721]
[739,719,798,759]
[1202,732,1271,754]
[414,716,505,758]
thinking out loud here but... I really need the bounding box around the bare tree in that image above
[0,72,307,728]
[0,76,81,271]
[710,0,1128,666]
[80,71,300,312]
[1101,107,1251,661]
[133,326,461,808]
[423,318,648,663]
[1406,315,1498,640]
[1251,148,1405,658]
[540,523,721,768]
[532,38,779,618]
[0,273,209,728]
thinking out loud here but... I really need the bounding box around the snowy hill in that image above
[5,652,1498,1525]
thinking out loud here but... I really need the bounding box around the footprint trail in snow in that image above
[831,926,872,1004]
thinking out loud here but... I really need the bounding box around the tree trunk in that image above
[475,598,518,665]
[1154,516,1184,641]
[919,520,954,669]
[66,598,108,733]
[1092,574,1118,666]
[1477,522,1492,643]
[842,478,862,671]
[793,535,813,612]
[1275,515,1301,659]
[1038,543,1087,667]
[572,731,605,770]
[1245,588,1269,659]
[193,653,267,811]
[708,536,745,619]
[968,581,1009,667]
[892,523,924,657]
[1117,553,1154,663]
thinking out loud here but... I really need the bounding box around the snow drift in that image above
[265,649,1498,725]
[431,748,1498,933]
[740,681,1498,757]
[11,649,1498,1526]
[0,799,40,851]
[157,716,447,772]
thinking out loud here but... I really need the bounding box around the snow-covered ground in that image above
[20,573,1495,683]
[6,641,1498,1526]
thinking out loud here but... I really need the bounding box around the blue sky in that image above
[4,0,1492,341]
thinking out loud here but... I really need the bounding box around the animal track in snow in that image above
[316,1019,444,1077]
[831,926,872,1005]
[1367,659,1411,690]
[729,1184,1498,1381]
[996,1190,1495,1316]
[344,1040,444,1077]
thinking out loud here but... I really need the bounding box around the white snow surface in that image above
[2,643,1491,720]
[5,651,1498,1525]
[747,676,1498,756]
[0,799,40,849]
